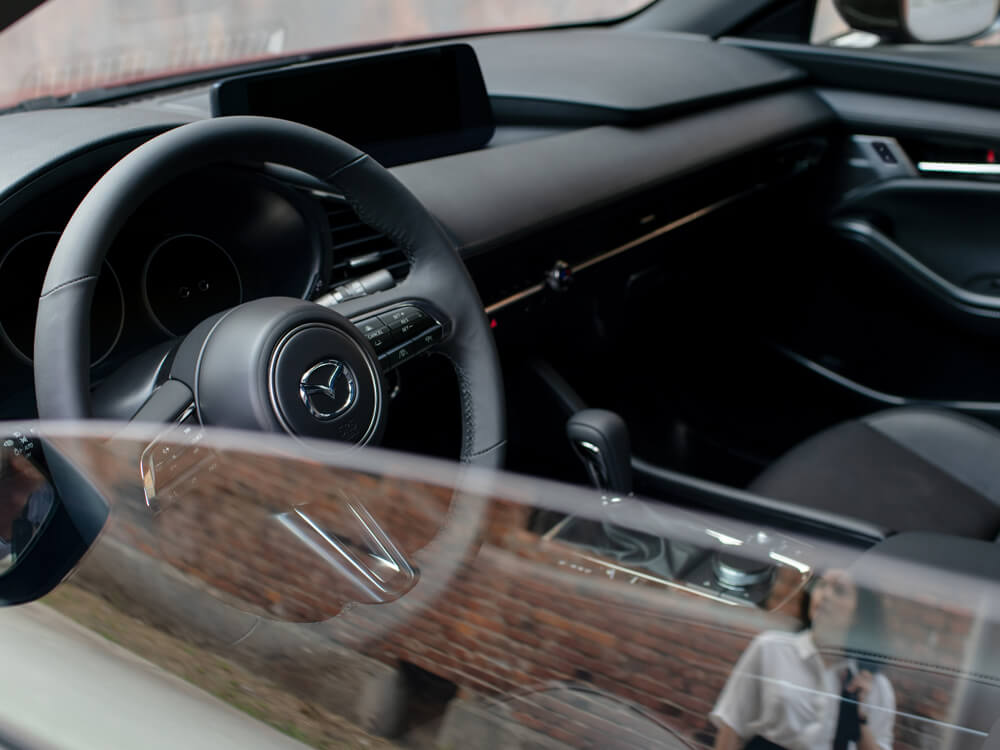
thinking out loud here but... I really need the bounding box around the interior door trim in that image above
[774,344,1000,419]
[833,217,1000,318]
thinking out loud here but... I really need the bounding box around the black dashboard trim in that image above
[724,37,1000,111]
[482,185,764,315]
[816,88,1000,145]
[392,89,834,255]
[469,29,805,125]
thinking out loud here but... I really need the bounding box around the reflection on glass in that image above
[29,425,991,749]
[0,448,54,573]
[711,569,895,750]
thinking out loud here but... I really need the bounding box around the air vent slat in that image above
[332,235,396,253]
[330,224,389,246]
[314,193,408,287]
[328,219,367,232]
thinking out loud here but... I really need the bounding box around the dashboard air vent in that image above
[318,194,408,285]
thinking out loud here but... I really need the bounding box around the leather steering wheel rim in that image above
[33,116,505,468]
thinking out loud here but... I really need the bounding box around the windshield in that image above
[0,0,651,108]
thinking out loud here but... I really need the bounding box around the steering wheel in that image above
[33,116,506,469]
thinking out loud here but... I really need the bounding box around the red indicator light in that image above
[988,149,996,164]
[490,318,498,329]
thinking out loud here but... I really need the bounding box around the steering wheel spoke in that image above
[129,379,195,426]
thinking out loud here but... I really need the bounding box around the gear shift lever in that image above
[566,409,632,495]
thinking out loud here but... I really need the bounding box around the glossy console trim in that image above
[484,186,761,315]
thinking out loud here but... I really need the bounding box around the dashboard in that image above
[4,25,1000,750]
[0,28,830,421]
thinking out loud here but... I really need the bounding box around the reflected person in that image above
[0,449,54,565]
[711,569,895,750]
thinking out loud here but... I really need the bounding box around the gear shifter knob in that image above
[567,408,632,495]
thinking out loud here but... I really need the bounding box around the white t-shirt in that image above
[710,629,895,750]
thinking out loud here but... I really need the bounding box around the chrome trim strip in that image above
[572,189,759,274]
[484,283,545,315]
[918,161,1000,176]
[483,186,762,315]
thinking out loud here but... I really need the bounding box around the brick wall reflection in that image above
[64,436,979,749]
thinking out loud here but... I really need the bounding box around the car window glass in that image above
[22,422,997,748]
[0,444,53,574]
[0,0,652,108]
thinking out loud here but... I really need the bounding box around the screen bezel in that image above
[210,44,495,166]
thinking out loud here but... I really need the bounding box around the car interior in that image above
[0,1,999,576]
[3,1,1000,745]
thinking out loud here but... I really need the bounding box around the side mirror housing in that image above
[834,0,999,43]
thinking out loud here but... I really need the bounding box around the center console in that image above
[543,497,813,611]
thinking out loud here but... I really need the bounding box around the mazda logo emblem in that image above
[299,360,358,420]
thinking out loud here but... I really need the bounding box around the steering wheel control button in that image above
[382,345,415,369]
[269,322,383,444]
[418,325,443,347]
[380,324,443,370]
[356,306,444,371]
[389,317,425,340]
[356,317,394,351]
[383,306,427,326]
[298,360,358,420]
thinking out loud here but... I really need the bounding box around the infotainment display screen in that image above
[211,44,494,166]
